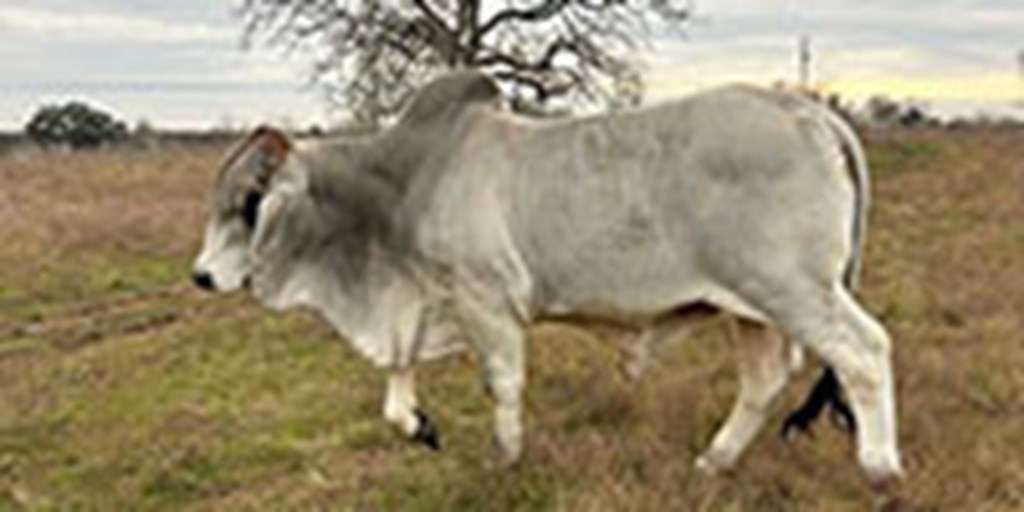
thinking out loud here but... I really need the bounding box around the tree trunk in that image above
[454,0,480,68]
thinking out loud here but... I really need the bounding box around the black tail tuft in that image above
[781,367,857,439]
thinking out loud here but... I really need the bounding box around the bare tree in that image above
[240,0,691,123]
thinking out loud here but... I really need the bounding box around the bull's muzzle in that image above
[192,269,215,291]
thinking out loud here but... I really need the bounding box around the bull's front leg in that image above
[461,306,527,466]
[383,368,440,450]
[483,333,526,466]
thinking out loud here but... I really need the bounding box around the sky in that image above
[0,0,1021,130]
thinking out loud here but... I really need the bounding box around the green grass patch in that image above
[867,135,947,177]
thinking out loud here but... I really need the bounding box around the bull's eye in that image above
[241,191,262,229]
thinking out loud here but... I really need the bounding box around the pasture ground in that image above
[0,129,1022,510]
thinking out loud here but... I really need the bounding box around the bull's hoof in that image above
[618,355,648,383]
[412,409,441,450]
[863,451,904,489]
[490,443,524,470]
[870,473,908,512]
[694,450,737,477]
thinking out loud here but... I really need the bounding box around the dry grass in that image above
[0,129,1022,511]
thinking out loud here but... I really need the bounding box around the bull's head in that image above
[192,126,291,293]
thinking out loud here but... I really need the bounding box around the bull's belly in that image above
[535,265,769,326]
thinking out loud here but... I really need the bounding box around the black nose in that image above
[192,270,215,291]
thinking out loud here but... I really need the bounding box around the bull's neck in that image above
[281,143,414,346]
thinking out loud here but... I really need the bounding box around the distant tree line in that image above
[17,93,1020,153]
[861,96,936,128]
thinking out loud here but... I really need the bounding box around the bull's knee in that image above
[828,338,890,405]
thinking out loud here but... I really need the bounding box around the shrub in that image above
[26,101,129,149]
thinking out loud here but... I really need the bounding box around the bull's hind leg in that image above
[768,284,902,483]
[619,315,697,381]
[620,304,721,381]
[696,320,792,474]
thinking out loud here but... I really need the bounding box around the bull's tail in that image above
[828,111,870,293]
[781,110,869,438]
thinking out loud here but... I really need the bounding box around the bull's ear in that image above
[217,125,293,193]
[249,125,292,176]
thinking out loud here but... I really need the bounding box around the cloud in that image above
[0,5,233,44]
[641,0,1023,106]
[826,73,1023,102]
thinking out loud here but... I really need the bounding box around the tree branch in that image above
[477,0,571,41]
[475,37,576,71]
[408,0,457,61]
[409,0,452,32]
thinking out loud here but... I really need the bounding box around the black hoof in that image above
[412,409,441,451]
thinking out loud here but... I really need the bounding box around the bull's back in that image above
[499,86,855,318]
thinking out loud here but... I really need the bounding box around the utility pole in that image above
[798,34,812,90]
[1018,49,1024,78]
[1017,49,1024,104]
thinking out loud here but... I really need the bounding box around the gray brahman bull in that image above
[192,71,901,484]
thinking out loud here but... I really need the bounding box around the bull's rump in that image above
[502,85,856,319]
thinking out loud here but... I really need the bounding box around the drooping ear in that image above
[216,125,292,192]
[248,125,292,178]
[214,126,294,204]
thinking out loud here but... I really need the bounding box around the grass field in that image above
[1,128,1022,511]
